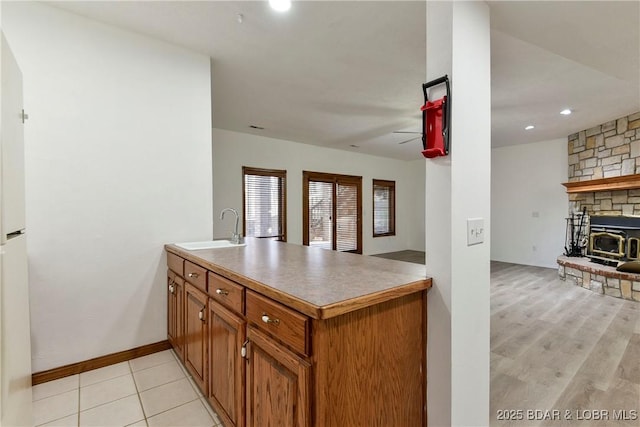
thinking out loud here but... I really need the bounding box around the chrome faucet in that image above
[220,208,242,244]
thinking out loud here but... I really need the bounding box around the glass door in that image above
[308,180,333,250]
[303,172,362,254]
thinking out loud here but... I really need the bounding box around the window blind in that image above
[373,180,395,236]
[243,168,286,241]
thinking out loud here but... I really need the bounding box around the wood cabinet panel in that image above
[185,260,207,292]
[312,291,427,427]
[167,252,184,277]
[184,283,208,392]
[208,272,244,314]
[246,290,309,356]
[208,298,245,427]
[246,326,310,427]
[167,271,184,361]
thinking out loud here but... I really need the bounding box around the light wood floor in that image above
[491,262,640,427]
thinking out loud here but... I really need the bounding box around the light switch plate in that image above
[467,218,484,246]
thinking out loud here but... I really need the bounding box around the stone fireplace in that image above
[567,111,640,215]
[559,111,640,302]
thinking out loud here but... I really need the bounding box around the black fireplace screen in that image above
[588,215,640,262]
[590,232,625,258]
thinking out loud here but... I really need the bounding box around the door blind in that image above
[308,181,333,250]
[336,183,358,252]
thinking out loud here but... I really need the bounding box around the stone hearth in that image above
[558,256,640,301]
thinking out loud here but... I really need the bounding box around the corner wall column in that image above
[426,1,491,425]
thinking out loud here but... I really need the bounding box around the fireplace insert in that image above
[588,215,640,263]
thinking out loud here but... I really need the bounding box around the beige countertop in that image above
[165,238,431,319]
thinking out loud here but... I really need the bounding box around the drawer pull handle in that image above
[261,314,280,325]
[216,289,229,296]
[199,309,205,321]
[168,284,175,294]
[188,272,199,279]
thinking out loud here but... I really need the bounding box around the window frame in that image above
[242,166,287,242]
[372,179,396,238]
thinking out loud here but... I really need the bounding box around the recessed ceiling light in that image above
[249,125,264,130]
[269,0,291,12]
[525,125,535,130]
[560,109,572,115]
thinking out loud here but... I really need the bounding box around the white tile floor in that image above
[32,350,223,427]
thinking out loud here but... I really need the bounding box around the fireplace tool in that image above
[564,207,587,257]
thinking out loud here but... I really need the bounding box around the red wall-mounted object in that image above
[421,97,447,158]
[421,75,450,159]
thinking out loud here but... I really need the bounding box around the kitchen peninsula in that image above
[165,238,431,427]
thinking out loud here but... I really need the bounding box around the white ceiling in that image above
[489,1,639,148]
[49,0,640,160]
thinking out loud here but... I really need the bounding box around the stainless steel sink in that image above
[175,240,247,250]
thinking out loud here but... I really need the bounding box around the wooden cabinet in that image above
[167,270,184,361]
[207,298,246,427]
[208,272,244,311]
[167,252,184,277]
[166,247,428,427]
[245,290,311,427]
[245,326,310,427]
[185,260,207,292]
[311,291,426,427]
[245,290,309,356]
[184,282,208,392]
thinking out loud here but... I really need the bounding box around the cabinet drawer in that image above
[246,290,309,356]
[184,260,207,292]
[208,272,244,314]
[167,252,184,277]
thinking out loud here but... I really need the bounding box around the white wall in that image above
[426,2,491,425]
[406,159,426,252]
[212,128,424,255]
[491,138,568,268]
[3,3,213,372]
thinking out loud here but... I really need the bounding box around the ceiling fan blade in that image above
[398,136,421,145]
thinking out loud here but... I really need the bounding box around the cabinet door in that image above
[246,326,310,427]
[167,274,184,360]
[184,283,208,392]
[208,299,246,427]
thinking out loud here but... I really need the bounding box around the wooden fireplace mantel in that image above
[562,174,640,193]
